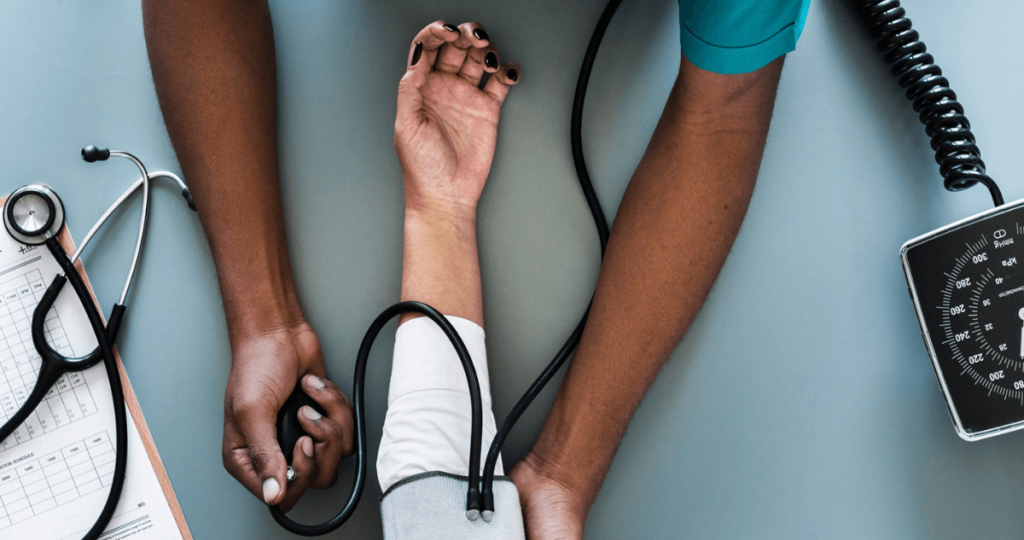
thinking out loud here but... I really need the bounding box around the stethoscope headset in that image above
[0,146,196,540]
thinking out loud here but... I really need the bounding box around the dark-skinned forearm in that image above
[527,56,784,510]
[142,0,302,345]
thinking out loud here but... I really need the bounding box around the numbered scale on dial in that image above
[903,199,1024,440]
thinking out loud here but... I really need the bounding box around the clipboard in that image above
[0,194,191,539]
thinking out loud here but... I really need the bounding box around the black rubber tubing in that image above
[480,0,620,513]
[45,236,129,540]
[269,301,484,535]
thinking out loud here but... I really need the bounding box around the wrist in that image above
[404,202,477,235]
[404,190,479,225]
[224,294,306,342]
[513,450,590,525]
[219,273,307,347]
[524,440,601,512]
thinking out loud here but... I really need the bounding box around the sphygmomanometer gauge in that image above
[903,199,1024,440]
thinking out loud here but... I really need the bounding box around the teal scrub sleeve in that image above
[679,0,812,75]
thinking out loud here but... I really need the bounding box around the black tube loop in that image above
[269,301,484,535]
[0,271,124,449]
[481,0,620,514]
[44,237,128,540]
[26,275,123,371]
[852,0,1004,206]
[0,355,63,444]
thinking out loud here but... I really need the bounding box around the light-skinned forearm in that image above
[142,0,302,343]
[401,203,483,327]
[526,56,784,511]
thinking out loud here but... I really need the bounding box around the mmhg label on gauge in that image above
[903,199,1024,440]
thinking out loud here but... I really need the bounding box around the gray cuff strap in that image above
[380,472,526,540]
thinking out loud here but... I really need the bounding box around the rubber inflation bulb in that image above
[276,387,327,465]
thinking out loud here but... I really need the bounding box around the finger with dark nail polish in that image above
[444,23,459,33]
[483,62,521,104]
[411,42,423,66]
[473,28,489,41]
[458,45,498,85]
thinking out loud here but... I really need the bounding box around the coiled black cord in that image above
[480,0,620,515]
[852,0,1003,207]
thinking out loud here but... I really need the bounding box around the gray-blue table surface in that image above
[2,1,1022,538]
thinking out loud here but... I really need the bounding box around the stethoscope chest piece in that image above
[4,185,65,245]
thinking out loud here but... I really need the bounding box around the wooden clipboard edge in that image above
[0,192,193,539]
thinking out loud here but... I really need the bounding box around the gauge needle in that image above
[1019,308,1024,358]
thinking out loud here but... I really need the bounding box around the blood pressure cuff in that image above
[380,472,526,540]
[679,0,812,74]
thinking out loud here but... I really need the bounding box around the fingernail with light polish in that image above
[307,375,325,390]
[302,437,314,458]
[303,406,322,421]
[485,52,498,69]
[411,42,423,66]
[262,478,280,504]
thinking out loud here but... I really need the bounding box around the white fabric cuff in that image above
[377,315,503,492]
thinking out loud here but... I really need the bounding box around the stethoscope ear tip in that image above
[81,145,110,163]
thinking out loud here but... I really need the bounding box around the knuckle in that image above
[327,421,345,439]
[312,470,339,490]
[248,447,274,472]
[320,377,342,394]
[231,396,264,421]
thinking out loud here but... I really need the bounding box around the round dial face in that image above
[904,204,1024,438]
[943,231,1024,400]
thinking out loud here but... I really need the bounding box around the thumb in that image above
[396,41,429,129]
[396,22,458,127]
[237,406,288,505]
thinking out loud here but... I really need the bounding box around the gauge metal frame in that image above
[901,197,1024,441]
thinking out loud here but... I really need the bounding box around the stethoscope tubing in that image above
[71,171,187,266]
[45,235,129,540]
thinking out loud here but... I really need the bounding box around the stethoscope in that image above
[0,146,195,540]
